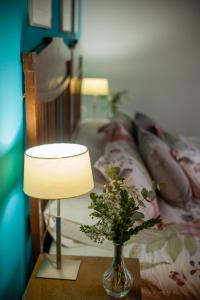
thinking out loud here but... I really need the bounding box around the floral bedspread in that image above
[125,198,200,300]
[47,198,200,300]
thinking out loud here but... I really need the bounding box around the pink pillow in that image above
[138,128,192,208]
[95,123,160,221]
[98,120,133,143]
[155,124,200,199]
[172,148,200,199]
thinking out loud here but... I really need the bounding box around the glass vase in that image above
[103,243,133,298]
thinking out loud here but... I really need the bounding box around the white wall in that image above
[81,0,200,135]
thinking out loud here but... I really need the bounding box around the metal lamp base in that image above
[36,255,81,280]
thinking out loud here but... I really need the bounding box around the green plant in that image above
[80,167,161,245]
[103,90,127,116]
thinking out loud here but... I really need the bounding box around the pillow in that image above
[44,188,112,250]
[98,120,142,160]
[94,123,160,221]
[171,148,200,199]
[72,119,109,185]
[72,119,109,164]
[154,126,187,149]
[186,136,200,149]
[155,126,200,199]
[132,112,157,145]
[98,119,133,142]
[134,112,157,132]
[154,124,200,151]
[111,111,134,134]
[138,127,193,208]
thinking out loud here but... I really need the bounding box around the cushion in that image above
[155,126,186,149]
[72,119,109,164]
[155,126,200,199]
[186,136,200,149]
[138,127,193,208]
[44,187,112,250]
[72,119,109,185]
[155,124,200,151]
[98,120,142,160]
[111,111,134,134]
[134,112,157,132]
[171,148,200,199]
[132,112,157,144]
[98,119,134,142]
[94,123,160,221]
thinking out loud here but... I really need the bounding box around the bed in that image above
[23,39,200,300]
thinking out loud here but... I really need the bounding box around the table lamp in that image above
[81,78,109,118]
[23,143,94,280]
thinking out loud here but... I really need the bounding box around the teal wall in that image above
[22,0,81,52]
[0,1,80,299]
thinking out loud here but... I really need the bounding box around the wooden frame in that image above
[23,38,82,262]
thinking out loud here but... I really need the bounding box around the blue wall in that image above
[22,0,81,52]
[0,1,80,299]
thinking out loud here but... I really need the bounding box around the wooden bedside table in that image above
[22,254,141,300]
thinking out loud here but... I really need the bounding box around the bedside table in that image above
[22,254,141,300]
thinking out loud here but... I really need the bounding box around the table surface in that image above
[22,254,142,300]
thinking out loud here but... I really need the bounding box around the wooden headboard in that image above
[23,38,82,262]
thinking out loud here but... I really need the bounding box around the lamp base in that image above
[36,254,81,280]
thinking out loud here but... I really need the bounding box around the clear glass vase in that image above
[103,243,133,298]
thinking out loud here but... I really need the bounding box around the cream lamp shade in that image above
[81,78,109,96]
[23,143,94,200]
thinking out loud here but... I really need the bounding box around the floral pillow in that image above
[98,119,133,142]
[98,120,142,159]
[155,126,190,149]
[132,112,159,145]
[171,148,200,199]
[155,126,200,199]
[111,111,134,134]
[134,112,157,132]
[138,127,193,208]
[94,124,160,221]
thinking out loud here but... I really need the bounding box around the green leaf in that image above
[146,238,166,253]
[140,261,171,270]
[90,192,98,200]
[166,235,182,262]
[184,236,197,257]
[80,165,162,245]
[129,217,161,237]
[106,166,121,180]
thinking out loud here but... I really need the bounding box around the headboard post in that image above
[23,53,38,147]
[62,60,72,140]
[23,52,45,261]
[71,53,82,132]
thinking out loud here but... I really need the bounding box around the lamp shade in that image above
[81,78,109,96]
[23,143,94,200]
